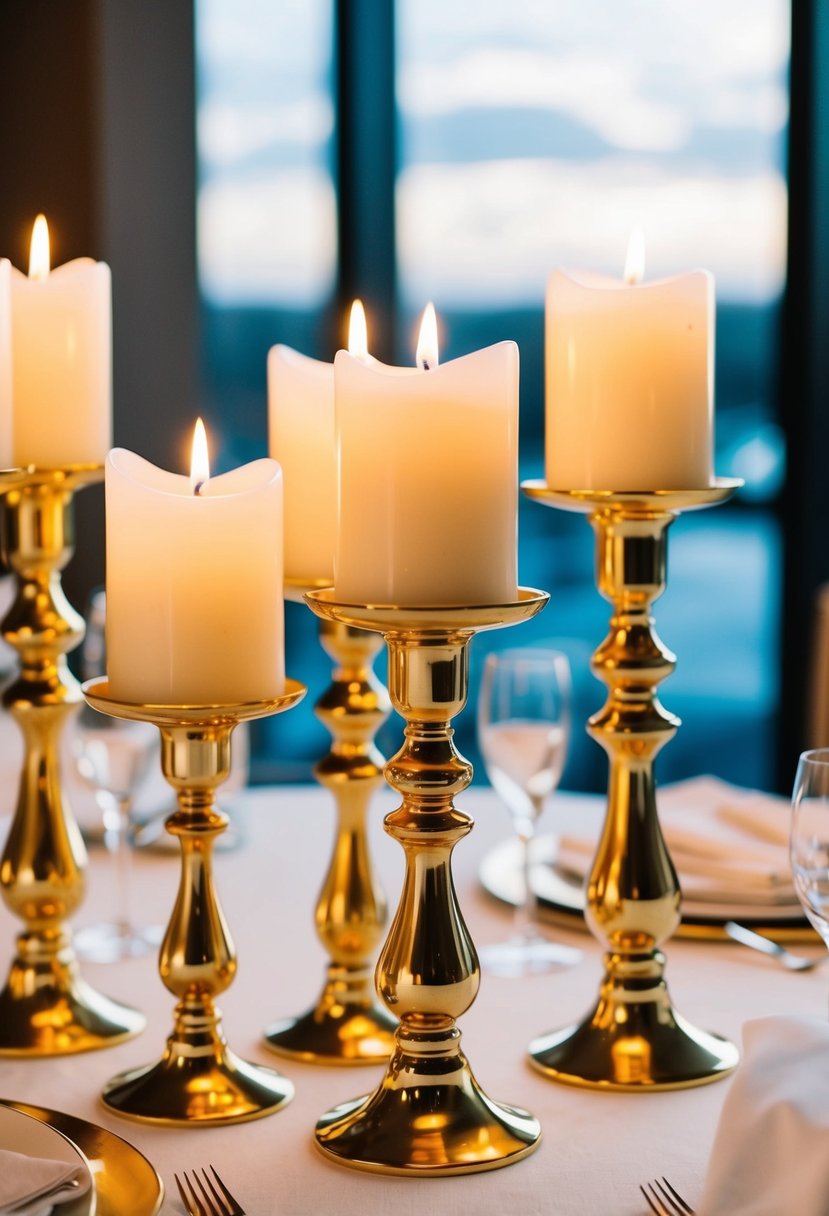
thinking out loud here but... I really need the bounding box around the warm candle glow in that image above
[28,214,50,281]
[348,299,368,359]
[624,227,646,285]
[416,301,439,370]
[190,417,210,493]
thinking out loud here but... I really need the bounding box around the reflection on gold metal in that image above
[522,480,742,1090]
[5,1099,164,1215]
[0,466,145,1056]
[265,580,396,1064]
[304,588,547,1175]
[83,677,306,1126]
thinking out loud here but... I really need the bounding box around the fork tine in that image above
[209,1166,245,1216]
[641,1179,695,1216]
[198,1167,231,1215]
[640,1183,669,1216]
[191,1169,222,1216]
[659,1177,694,1214]
[175,1172,206,1216]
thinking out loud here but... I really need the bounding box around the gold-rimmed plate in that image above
[0,1106,93,1215]
[1,1101,163,1216]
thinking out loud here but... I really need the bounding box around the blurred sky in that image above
[196,0,789,308]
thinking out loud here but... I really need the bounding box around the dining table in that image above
[0,776,821,1216]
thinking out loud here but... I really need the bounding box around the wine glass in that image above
[790,748,829,959]
[71,589,162,961]
[477,647,581,975]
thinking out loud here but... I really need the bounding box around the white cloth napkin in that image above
[556,775,797,908]
[700,1015,829,1215]
[0,1148,88,1215]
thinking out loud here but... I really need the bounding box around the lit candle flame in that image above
[28,214,50,281]
[348,298,368,359]
[190,417,210,495]
[416,301,439,370]
[624,227,645,285]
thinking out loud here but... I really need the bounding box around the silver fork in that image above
[174,1167,245,1216]
[724,920,829,971]
[640,1177,695,1215]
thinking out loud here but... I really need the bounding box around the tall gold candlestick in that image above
[0,466,144,1055]
[304,588,547,1176]
[83,677,305,1126]
[264,581,396,1064]
[522,481,741,1090]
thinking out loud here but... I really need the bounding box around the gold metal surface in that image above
[4,1100,164,1215]
[82,677,306,1125]
[265,585,396,1064]
[522,482,741,1090]
[0,465,145,1055]
[303,589,547,1175]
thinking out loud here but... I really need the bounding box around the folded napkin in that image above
[700,1016,829,1216]
[556,775,797,908]
[0,1148,88,1215]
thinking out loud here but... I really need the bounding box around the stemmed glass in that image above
[71,589,162,961]
[477,647,581,975]
[790,748,829,960]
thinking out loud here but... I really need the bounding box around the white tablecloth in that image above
[0,784,823,1216]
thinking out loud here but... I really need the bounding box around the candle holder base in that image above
[264,963,397,1065]
[103,1022,294,1126]
[528,955,739,1091]
[0,956,145,1058]
[316,1031,539,1175]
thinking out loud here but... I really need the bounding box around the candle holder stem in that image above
[523,482,741,1090]
[305,590,546,1176]
[84,679,305,1125]
[0,468,144,1055]
[265,615,396,1063]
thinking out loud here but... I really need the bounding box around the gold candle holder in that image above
[83,676,305,1126]
[0,466,145,1056]
[304,587,547,1176]
[522,480,742,1090]
[264,580,396,1064]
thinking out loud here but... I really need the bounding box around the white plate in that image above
[0,1106,94,1215]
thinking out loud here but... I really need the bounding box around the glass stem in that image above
[99,791,133,937]
[514,799,542,942]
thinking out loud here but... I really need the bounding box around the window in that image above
[195,1,791,789]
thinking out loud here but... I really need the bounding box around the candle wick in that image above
[193,481,205,496]
[421,359,430,371]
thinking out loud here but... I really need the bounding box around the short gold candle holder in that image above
[264,579,396,1065]
[522,480,742,1091]
[83,676,306,1126]
[0,465,145,1056]
[304,587,547,1176]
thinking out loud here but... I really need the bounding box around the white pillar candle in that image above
[0,260,12,468]
[10,215,112,468]
[105,424,285,705]
[545,235,714,490]
[267,346,335,583]
[334,309,519,606]
[268,301,370,583]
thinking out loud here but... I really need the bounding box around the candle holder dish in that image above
[522,480,742,1090]
[303,587,547,1176]
[264,579,396,1065]
[0,465,145,1055]
[82,677,306,1126]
